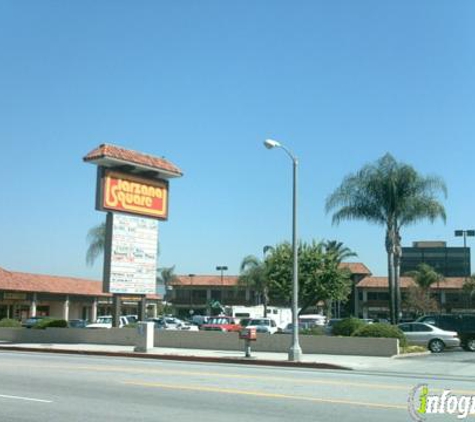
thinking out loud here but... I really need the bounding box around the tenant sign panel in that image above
[104,213,158,294]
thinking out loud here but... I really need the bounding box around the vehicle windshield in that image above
[97,317,112,324]
[249,319,269,326]
[207,317,232,325]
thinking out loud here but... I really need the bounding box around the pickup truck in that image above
[200,316,242,332]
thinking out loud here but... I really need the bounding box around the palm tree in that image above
[239,255,269,317]
[323,240,357,263]
[86,222,106,266]
[323,240,357,318]
[325,153,447,324]
[157,266,177,302]
[405,263,444,291]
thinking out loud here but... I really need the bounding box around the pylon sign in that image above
[84,143,182,294]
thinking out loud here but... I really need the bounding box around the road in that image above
[0,350,473,422]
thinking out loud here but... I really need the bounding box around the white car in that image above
[86,315,129,329]
[246,318,279,334]
[398,322,460,353]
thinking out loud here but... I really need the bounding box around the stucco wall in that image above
[0,328,399,356]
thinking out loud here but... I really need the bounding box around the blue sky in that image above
[1,1,475,280]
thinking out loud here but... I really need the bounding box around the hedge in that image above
[0,318,22,328]
[352,323,407,347]
[332,318,366,336]
[34,318,68,329]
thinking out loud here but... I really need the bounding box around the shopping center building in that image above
[0,267,161,322]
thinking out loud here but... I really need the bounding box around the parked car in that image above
[324,318,342,335]
[416,314,475,352]
[148,316,185,330]
[299,314,326,327]
[278,321,314,334]
[86,315,129,329]
[398,322,460,353]
[245,318,278,334]
[22,316,47,328]
[68,319,88,328]
[200,316,242,332]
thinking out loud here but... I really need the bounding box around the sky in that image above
[1,1,475,281]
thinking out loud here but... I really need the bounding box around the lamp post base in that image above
[288,344,303,362]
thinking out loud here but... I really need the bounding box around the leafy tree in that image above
[239,255,270,317]
[463,274,475,298]
[325,153,447,324]
[86,222,106,266]
[403,263,443,316]
[265,241,353,315]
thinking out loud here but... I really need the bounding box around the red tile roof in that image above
[339,262,372,275]
[172,263,371,287]
[172,275,240,287]
[0,267,161,299]
[83,144,183,178]
[357,276,466,290]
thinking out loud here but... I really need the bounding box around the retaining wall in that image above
[0,328,399,356]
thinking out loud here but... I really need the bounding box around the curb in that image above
[0,346,352,371]
[392,351,431,359]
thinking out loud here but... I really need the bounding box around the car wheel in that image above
[465,338,475,352]
[428,339,445,353]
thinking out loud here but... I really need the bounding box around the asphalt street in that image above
[0,350,474,422]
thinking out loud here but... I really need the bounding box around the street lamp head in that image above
[264,139,281,149]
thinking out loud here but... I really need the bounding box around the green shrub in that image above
[34,318,68,329]
[352,323,407,347]
[124,322,138,329]
[300,326,325,336]
[332,318,366,336]
[0,318,22,328]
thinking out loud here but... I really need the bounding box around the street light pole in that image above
[216,266,228,305]
[455,230,475,282]
[188,273,195,313]
[264,138,302,362]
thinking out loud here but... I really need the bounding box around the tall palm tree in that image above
[325,153,447,324]
[239,255,269,317]
[86,222,106,266]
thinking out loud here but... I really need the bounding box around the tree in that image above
[86,222,106,266]
[238,255,270,317]
[404,263,443,315]
[264,241,353,315]
[325,153,447,324]
[405,263,444,291]
[323,240,357,318]
[156,266,177,301]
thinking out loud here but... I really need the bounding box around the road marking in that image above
[121,380,406,411]
[59,364,475,395]
[0,394,52,403]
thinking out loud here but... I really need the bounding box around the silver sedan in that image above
[398,322,460,353]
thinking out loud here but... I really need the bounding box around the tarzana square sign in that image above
[99,170,169,220]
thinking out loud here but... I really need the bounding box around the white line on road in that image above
[0,394,52,403]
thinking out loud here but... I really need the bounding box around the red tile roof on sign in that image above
[357,276,466,290]
[172,275,240,287]
[0,267,161,299]
[83,144,183,177]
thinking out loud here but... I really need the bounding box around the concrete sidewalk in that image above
[1,342,474,380]
[0,341,413,370]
